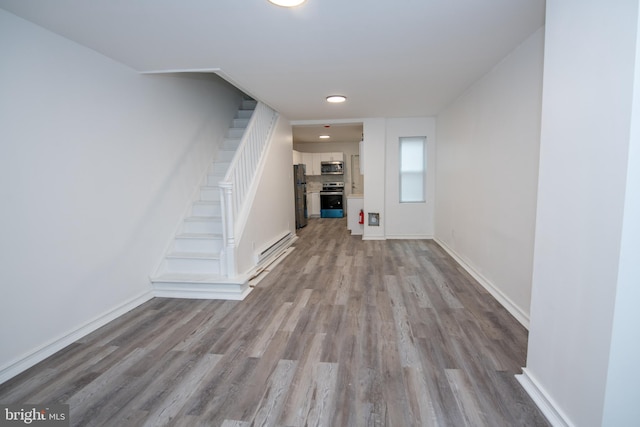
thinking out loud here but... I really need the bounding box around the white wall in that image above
[362,118,387,240]
[385,117,436,239]
[602,29,640,423]
[236,116,296,274]
[523,1,640,426]
[434,28,544,326]
[0,10,242,382]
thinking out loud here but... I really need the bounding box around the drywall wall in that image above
[235,116,296,274]
[384,117,436,239]
[0,9,242,382]
[434,27,544,325]
[600,5,640,424]
[362,118,386,240]
[524,1,639,426]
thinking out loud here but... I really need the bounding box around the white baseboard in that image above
[516,369,573,427]
[0,290,154,385]
[433,237,530,329]
[385,234,433,240]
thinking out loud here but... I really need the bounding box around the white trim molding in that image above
[434,237,530,329]
[516,368,574,427]
[385,234,434,240]
[0,291,153,385]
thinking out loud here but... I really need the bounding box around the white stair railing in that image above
[219,101,278,277]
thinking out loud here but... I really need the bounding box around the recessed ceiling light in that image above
[319,135,330,139]
[268,0,306,7]
[326,95,347,103]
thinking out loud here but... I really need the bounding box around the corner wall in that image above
[523,1,640,425]
[434,27,545,326]
[0,10,242,382]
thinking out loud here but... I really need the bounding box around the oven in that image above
[320,182,344,218]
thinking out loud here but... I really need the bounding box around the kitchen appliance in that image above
[320,181,344,218]
[321,161,344,175]
[293,164,307,228]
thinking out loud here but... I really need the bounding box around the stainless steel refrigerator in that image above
[293,164,307,229]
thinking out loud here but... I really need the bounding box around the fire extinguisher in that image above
[359,209,364,224]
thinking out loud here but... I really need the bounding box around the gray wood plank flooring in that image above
[0,218,549,426]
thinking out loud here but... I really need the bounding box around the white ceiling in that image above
[0,0,545,122]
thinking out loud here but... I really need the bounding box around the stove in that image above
[320,182,344,218]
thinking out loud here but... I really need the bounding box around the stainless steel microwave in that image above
[321,161,344,175]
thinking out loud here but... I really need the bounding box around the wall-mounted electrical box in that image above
[368,212,380,226]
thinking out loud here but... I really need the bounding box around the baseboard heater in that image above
[248,232,297,286]
[255,232,295,266]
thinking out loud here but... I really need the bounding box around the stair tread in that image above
[184,215,221,221]
[167,251,220,259]
[151,272,248,285]
[176,232,223,239]
[193,200,221,205]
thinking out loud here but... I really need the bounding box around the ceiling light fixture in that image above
[319,135,330,139]
[326,95,347,103]
[268,0,307,7]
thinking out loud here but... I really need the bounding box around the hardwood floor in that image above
[0,218,549,426]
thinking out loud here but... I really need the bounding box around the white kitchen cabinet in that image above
[301,153,316,175]
[308,192,320,217]
[317,152,331,163]
[297,151,345,175]
[292,150,302,165]
[313,153,326,174]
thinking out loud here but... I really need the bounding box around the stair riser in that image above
[200,188,221,202]
[206,174,224,186]
[218,150,236,162]
[211,162,229,174]
[242,100,257,110]
[233,118,250,128]
[165,258,221,274]
[173,238,222,253]
[173,238,223,253]
[227,128,245,139]
[192,203,221,217]
[236,110,253,119]
[222,140,240,150]
[182,219,222,234]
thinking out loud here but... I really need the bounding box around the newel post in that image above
[219,181,236,277]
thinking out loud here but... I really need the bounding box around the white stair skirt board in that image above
[516,369,573,427]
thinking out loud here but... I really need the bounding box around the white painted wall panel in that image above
[434,28,544,324]
[526,1,639,425]
[385,117,436,238]
[362,119,386,239]
[0,10,241,379]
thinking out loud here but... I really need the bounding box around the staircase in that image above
[150,99,257,300]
